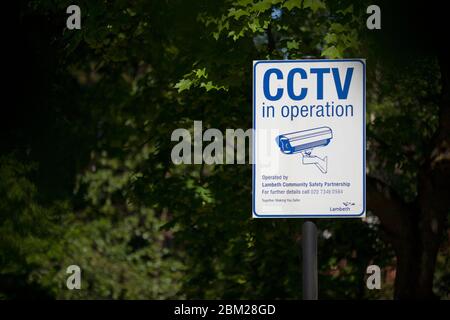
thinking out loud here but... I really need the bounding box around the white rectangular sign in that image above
[252,59,366,218]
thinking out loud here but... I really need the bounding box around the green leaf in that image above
[324,33,337,44]
[303,0,326,12]
[228,8,250,20]
[248,19,262,33]
[286,40,300,50]
[174,79,193,92]
[200,81,227,92]
[253,0,273,12]
[283,0,302,11]
[321,45,342,58]
[194,68,208,79]
[337,5,353,15]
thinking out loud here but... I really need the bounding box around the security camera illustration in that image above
[275,126,333,174]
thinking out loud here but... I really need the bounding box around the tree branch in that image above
[266,23,275,53]
[366,176,414,249]
[367,175,420,299]
[413,54,450,299]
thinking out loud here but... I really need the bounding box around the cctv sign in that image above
[252,59,366,218]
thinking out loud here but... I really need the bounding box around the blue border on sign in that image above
[252,59,366,218]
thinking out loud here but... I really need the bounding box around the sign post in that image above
[302,221,317,300]
[252,59,366,299]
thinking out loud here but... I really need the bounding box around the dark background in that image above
[2,0,449,299]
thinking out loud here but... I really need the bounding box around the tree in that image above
[4,0,449,299]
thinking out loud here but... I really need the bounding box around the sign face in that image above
[252,59,365,218]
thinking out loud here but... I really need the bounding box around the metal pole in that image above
[302,221,318,300]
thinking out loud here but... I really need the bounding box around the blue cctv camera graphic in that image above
[275,126,333,174]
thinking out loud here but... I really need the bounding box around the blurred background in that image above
[3,0,449,299]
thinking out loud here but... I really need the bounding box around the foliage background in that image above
[2,0,449,299]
